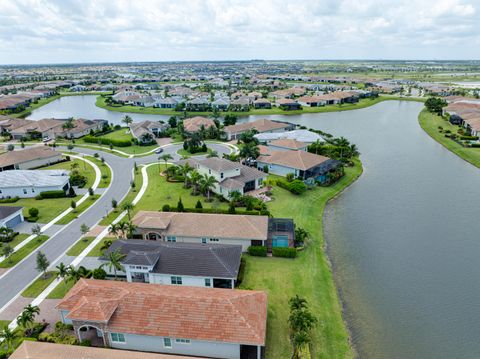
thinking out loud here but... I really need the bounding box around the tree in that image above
[111,198,118,211]
[117,221,128,238]
[17,304,40,336]
[108,223,120,238]
[28,207,39,218]
[206,148,218,158]
[195,200,203,209]
[199,174,218,201]
[159,153,173,171]
[130,180,136,192]
[80,223,90,238]
[177,197,185,212]
[289,295,308,311]
[0,227,15,243]
[56,262,68,280]
[122,202,134,221]
[425,97,447,115]
[239,142,260,160]
[6,144,14,152]
[122,115,133,127]
[0,325,19,352]
[125,222,137,239]
[189,170,202,195]
[228,190,242,204]
[178,162,193,188]
[2,245,14,263]
[168,116,177,128]
[140,132,154,144]
[35,251,50,279]
[88,187,94,196]
[62,117,75,130]
[70,200,77,212]
[31,224,42,239]
[289,307,317,333]
[223,114,238,126]
[101,250,126,279]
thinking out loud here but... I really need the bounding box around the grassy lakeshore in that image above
[418,109,480,168]
[96,95,424,117]
[241,160,362,359]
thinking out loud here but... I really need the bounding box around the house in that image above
[267,139,307,151]
[56,279,267,359]
[0,170,70,198]
[0,147,62,171]
[224,119,293,140]
[183,116,216,134]
[257,149,340,183]
[297,95,327,107]
[229,97,251,111]
[155,97,178,108]
[185,157,265,199]
[132,211,295,251]
[130,121,168,142]
[10,341,198,359]
[253,99,271,109]
[186,97,210,111]
[254,130,324,145]
[0,206,24,228]
[275,98,301,110]
[0,116,32,134]
[212,98,230,111]
[102,240,242,288]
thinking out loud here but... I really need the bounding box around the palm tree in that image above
[189,170,202,195]
[122,115,133,127]
[228,190,242,205]
[292,331,311,359]
[122,202,134,221]
[65,265,81,283]
[108,223,120,238]
[0,325,19,352]
[56,262,68,280]
[178,162,193,188]
[206,148,218,158]
[239,142,260,161]
[159,153,173,171]
[117,221,128,238]
[289,295,308,311]
[101,250,126,280]
[199,174,218,201]
[126,222,137,239]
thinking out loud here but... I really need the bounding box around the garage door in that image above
[5,214,22,229]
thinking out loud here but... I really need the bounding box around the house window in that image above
[23,189,27,194]
[171,276,182,285]
[110,332,125,343]
[175,338,191,344]
[31,188,35,193]
[166,236,176,242]
[209,238,219,242]
[205,278,211,287]
[163,337,172,348]
[220,172,224,179]
[201,238,207,244]
[208,169,211,174]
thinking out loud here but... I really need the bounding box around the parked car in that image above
[155,148,164,154]
[42,137,51,143]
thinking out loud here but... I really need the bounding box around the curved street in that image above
[0,142,233,311]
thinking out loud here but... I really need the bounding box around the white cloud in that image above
[0,0,478,64]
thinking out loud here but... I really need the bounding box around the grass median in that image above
[55,195,100,225]
[0,235,49,268]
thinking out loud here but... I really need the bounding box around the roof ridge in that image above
[209,247,235,277]
[226,293,264,343]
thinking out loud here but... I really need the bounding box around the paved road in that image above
[0,142,232,310]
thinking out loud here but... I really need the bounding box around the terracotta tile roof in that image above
[224,119,290,134]
[11,341,198,359]
[269,139,307,150]
[0,147,60,168]
[57,279,267,346]
[183,116,216,133]
[132,211,268,240]
[258,149,331,170]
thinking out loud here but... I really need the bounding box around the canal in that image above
[29,96,480,358]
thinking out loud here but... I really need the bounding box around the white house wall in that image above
[16,155,63,170]
[257,161,298,177]
[0,183,69,198]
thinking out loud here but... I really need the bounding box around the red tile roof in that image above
[57,279,267,346]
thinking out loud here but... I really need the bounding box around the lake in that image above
[29,96,480,358]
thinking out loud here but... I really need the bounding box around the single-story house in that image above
[267,139,307,151]
[297,95,327,107]
[257,149,340,183]
[275,98,301,110]
[154,97,178,108]
[254,129,324,145]
[253,99,271,109]
[0,169,70,198]
[224,119,293,140]
[102,240,242,289]
[0,147,62,171]
[229,97,251,111]
[56,279,267,359]
[186,97,210,111]
[0,206,24,228]
[183,116,216,134]
[130,121,169,142]
[10,341,198,359]
[212,98,230,111]
[181,157,266,199]
[132,211,295,251]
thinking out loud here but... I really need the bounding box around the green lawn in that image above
[55,195,100,225]
[100,128,133,141]
[419,109,480,168]
[134,165,229,214]
[87,237,115,257]
[177,149,208,157]
[21,272,57,298]
[96,94,424,117]
[85,156,112,188]
[47,279,75,299]
[10,94,61,118]
[66,236,95,256]
[0,233,30,250]
[0,235,49,268]
[44,158,96,189]
[240,162,362,359]
[99,168,142,226]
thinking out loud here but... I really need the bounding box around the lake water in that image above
[29,96,480,358]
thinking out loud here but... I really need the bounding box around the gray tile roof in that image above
[0,170,69,188]
[0,206,23,220]
[104,240,242,279]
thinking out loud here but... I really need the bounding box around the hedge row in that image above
[37,190,66,199]
[272,247,297,258]
[162,205,264,216]
[248,246,267,257]
[276,179,307,195]
[83,135,132,147]
[0,196,19,203]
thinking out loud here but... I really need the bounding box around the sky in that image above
[0,0,479,64]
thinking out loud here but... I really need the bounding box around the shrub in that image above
[70,173,87,187]
[38,190,66,199]
[263,165,269,173]
[461,135,479,140]
[88,187,94,196]
[0,196,19,203]
[236,257,246,285]
[177,198,185,212]
[286,173,295,182]
[272,247,297,258]
[195,200,203,209]
[248,245,267,257]
[92,268,107,279]
[228,202,236,214]
[162,204,171,212]
[288,180,307,195]
[27,207,39,218]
